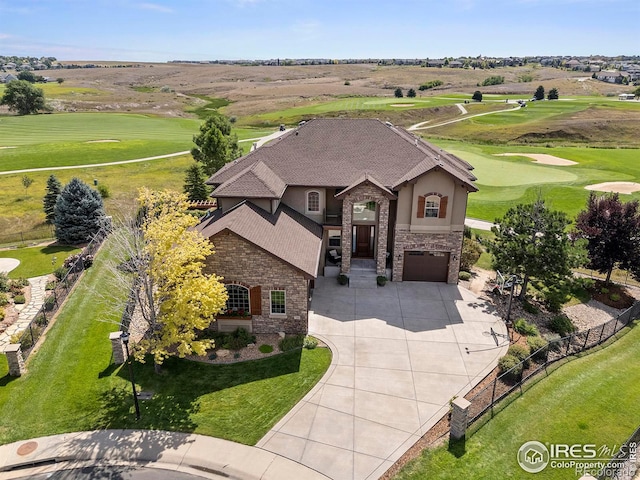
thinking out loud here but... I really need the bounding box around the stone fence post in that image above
[4,344,26,377]
[450,397,471,441]
[109,331,126,365]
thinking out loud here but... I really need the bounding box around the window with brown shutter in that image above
[438,196,448,218]
[250,286,262,315]
[417,196,425,218]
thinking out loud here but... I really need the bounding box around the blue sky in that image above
[0,0,638,62]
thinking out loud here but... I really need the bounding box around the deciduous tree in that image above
[574,192,640,284]
[21,175,34,195]
[191,113,241,175]
[43,175,62,224]
[0,80,47,115]
[472,90,483,102]
[109,189,227,370]
[54,178,106,245]
[490,199,576,298]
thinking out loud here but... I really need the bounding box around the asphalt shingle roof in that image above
[207,119,476,196]
[195,201,323,278]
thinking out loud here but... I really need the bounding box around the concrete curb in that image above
[0,430,330,479]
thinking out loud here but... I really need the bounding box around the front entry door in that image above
[354,225,374,258]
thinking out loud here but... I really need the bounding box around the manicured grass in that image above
[431,140,640,222]
[0,238,331,446]
[394,323,640,480]
[0,245,80,278]
[0,113,200,171]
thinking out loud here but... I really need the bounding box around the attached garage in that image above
[402,250,450,282]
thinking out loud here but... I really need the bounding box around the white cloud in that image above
[0,33,12,40]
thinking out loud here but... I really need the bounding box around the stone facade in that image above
[203,231,310,334]
[340,183,391,276]
[392,229,463,283]
[4,343,25,376]
[109,331,126,365]
[450,397,471,440]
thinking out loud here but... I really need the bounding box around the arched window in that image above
[424,195,440,218]
[306,190,320,213]
[225,284,250,313]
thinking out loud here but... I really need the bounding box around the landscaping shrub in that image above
[11,278,29,288]
[0,309,4,321]
[460,238,482,272]
[0,292,8,307]
[44,295,56,311]
[0,273,9,293]
[279,334,305,352]
[459,271,471,281]
[498,354,523,381]
[610,293,621,302]
[522,299,539,315]
[507,344,530,368]
[549,315,576,338]
[303,336,318,350]
[513,318,540,337]
[97,184,110,199]
[64,253,94,270]
[34,313,48,326]
[337,274,348,286]
[258,344,274,354]
[377,276,387,287]
[13,295,26,305]
[576,277,595,290]
[221,328,256,351]
[45,281,56,291]
[600,287,609,295]
[527,336,548,361]
[54,266,68,281]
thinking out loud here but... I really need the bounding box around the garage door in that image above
[403,251,450,282]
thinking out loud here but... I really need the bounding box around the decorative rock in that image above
[278,331,286,339]
[217,349,230,358]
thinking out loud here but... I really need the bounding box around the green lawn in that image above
[394,323,640,480]
[0,237,330,446]
[0,245,80,278]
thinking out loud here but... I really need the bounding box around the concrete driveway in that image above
[258,278,508,480]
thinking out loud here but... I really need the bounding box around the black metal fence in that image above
[467,301,640,425]
[0,226,55,248]
[11,229,108,359]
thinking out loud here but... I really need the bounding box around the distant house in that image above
[3,62,16,69]
[448,61,463,68]
[0,73,17,83]
[426,59,445,67]
[565,59,584,70]
[619,93,636,101]
[596,71,625,84]
[195,119,477,334]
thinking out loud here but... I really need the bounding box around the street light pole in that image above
[121,332,141,421]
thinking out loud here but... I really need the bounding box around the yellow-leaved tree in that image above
[131,188,227,368]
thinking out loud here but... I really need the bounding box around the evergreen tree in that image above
[54,178,106,245]
[534,85,545,100]
[472,90,483,102]
[407,88,416,98]
[547,87,559,100]
[43,175,62,224]
[394,88,403,98]
[191,113,241,175]
[183,164,209,202]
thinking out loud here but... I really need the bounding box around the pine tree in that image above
[183,164,209,202]
[43,174,62,224]
[54,178,106,245]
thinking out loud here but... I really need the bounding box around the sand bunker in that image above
[0,258,20,274]
[495,153,578,166]
[585,182,640,195]
[390,104,415,107]
[0,146,17,149]
[86,139,120,143]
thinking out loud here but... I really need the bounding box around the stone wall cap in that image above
[452,397,471,409]
[3,344,22,353]
[109,331,123,340]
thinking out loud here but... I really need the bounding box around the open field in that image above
[394,323,640,480]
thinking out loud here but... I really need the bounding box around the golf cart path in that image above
[408,103,521,131]
[0,129,291,176]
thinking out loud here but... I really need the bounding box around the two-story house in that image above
[195,118,477,334]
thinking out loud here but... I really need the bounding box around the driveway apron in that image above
[257,278,508,480]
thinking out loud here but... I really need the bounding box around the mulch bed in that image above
[589,280,635,309]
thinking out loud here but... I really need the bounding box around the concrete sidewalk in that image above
[0,430,330,480]
[258,279,508,480]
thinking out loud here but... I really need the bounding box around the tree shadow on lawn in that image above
[95,349,303,433]
[41,245,80,255]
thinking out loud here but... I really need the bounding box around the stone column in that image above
[340,198,353,275]
[450,397,471,440]
[109,331,126,365]
[4,344,26,377]
[376,198,390,276]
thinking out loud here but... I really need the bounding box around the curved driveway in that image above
[258,278,508,480]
